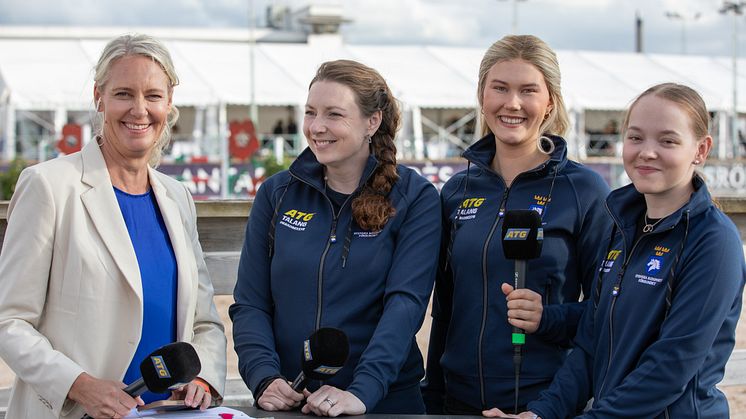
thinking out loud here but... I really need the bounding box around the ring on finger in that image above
[324,398,336,408]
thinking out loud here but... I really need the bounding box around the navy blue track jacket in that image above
[422,134,611,411]
[230,148,441,412]
[528,176,746,418]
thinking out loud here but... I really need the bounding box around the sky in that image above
[0,0,740,57]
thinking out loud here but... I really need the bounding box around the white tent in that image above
[1,29,745,160]
[4,37,746,111]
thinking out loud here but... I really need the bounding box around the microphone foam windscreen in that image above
[139,342,202,393]
[301,327,350,381]
[502,209,543,260]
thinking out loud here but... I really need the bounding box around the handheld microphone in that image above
[502,209,543,338]
[291,327,350,392]
[126,341,202,395]
[501,209,543,413]
[81,342,201,419]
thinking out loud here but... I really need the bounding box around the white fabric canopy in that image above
[1,36,745,112]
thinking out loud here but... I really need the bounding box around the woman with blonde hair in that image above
[0,34,226,418]
[422,34,610,415]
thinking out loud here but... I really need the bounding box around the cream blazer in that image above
[0,142,227,419]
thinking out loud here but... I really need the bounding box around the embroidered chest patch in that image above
[456,197,485,221]
[280,209,315,232]
[635,245,671,287]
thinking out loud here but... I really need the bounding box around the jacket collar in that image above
[79,141,194,338]
[79,141,143,301]
[289,147,379,192]
[605,174,712,233]
[462,133,569,178]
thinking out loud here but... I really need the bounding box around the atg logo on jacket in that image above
[280,209,315,231]
[456,197,485,221]
[602,249,621,273]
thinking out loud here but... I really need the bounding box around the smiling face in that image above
[303,80,379,172]
[623,94,710,204]
[94,55,172,165]
[481,59,552,151]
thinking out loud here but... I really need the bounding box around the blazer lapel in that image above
[79,142,143,300]
[149,169,193,341]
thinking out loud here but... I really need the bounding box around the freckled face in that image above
[303,80,374,172]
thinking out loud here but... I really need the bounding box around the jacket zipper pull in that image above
[330,218,338,243]
[498,189,509,218]
[612,267,626,296]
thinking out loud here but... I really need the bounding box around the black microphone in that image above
[291,328,349,392]
[126,341,202,395]
[81,342,201,419]
[501,209,543,413]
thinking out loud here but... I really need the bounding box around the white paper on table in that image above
[124,406,253,418]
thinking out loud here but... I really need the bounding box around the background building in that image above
[0,5,744,198]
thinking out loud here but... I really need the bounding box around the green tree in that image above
[0,158,27,200]
[259,155,293,178]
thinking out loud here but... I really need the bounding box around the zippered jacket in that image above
[230,148,441,412]
[422,134,611,411]
[528,176,746,418]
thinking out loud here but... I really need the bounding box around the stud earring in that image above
[693,160,701,165]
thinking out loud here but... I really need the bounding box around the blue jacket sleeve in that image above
[573,228,745,418]
[528,285,596,418]
[421,191,455,414]
[346,181,442,411]
[229,179,282,395]
[534,173,611,346]
[528,268,596,419]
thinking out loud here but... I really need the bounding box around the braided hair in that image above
[310,60,400,231]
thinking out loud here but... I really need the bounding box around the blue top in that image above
[421,134,611,412]
[528,177,746,418]
[115,187,178,403]
[230,148,441,413]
